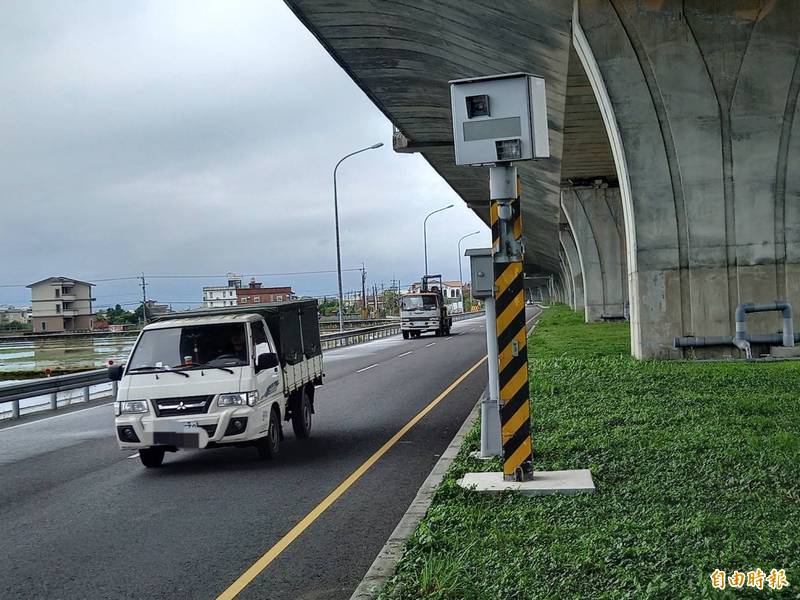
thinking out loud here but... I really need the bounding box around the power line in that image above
[0,268,365,288]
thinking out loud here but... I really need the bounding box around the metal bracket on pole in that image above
[490,166,523,264]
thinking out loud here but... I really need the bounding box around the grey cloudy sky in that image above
[0,0,489,308]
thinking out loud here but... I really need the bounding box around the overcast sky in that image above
[0,0,489,309]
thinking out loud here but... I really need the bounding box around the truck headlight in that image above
[218,391,258,407]
[119,400,149,414]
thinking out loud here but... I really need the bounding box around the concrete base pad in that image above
[769,346,800,358]
[458,469,595,496]
[468,450,499,461]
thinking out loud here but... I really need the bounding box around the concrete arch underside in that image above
[286,0,800,358]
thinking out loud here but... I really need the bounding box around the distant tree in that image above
[318,298,339,317]
[382,290,399,316]
[0,321,30,331]
[103,304,137,325]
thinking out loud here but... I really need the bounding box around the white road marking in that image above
[355,363,379,373]
[397,351,413,358]
[425,342,436,347]
[127,453,140,459]
[0,402,113,433]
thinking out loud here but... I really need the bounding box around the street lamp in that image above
[457,230,481,310]
[333,142,383,332]
[423,204,454,277]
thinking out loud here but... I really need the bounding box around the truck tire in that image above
[402,330,409,339]
[139,447,165,468]
[291,388,313,439]
[256,407,281,459]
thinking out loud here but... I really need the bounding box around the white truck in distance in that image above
[400,275,453,339]
[109,301,323,468]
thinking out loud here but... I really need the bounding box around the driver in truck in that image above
[223,330,247,362]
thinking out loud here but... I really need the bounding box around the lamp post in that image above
[457,231,480,311]
[333,142,383,332]
[423,204,454,278]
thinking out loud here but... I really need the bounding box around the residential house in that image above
[202,273,242,308]
[28,277,95,333]
[144,299,171,316]
[0,306,30,325]
[237,279,295,305]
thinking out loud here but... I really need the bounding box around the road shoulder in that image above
[349,396,482,600]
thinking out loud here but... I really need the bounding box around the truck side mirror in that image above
[108,364,124,381]
[257,353,279,372]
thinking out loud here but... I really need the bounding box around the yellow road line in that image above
[216,355,488,600]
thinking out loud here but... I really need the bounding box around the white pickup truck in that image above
[109,301,323,468]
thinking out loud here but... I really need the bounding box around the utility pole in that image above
[139,273,148,326]
[360,263,367,318]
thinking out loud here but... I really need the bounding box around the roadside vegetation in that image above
[0,367,92,382]
[381,305,800,599]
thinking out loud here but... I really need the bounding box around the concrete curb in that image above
[349,395,482,600]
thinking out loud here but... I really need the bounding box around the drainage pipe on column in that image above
[736,302,794,348]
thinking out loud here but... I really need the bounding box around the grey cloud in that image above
[0,0,489,308]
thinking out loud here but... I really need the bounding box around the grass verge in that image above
[380,305,800,599]
[0,367,94,381]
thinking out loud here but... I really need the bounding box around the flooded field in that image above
[0,334,137,373]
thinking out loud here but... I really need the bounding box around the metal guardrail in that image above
[0,314,486,421]
[318,319,393,332]
[452,310,485,321]
[321,323,401,349]
[0,369,116,420]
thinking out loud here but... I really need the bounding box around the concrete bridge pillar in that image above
[576,0,800,357]
[559,250,575,309]
[561,187,626,321]
[560,228,585,313]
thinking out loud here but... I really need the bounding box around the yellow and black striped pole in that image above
[491,186,533,481]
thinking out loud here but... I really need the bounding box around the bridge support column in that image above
[561,186,626,321]
[576,0,800,357]
[560,229,585,313]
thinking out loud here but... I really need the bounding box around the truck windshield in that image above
[401,295,438,310]
[128,323,249,371]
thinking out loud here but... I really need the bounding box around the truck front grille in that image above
[152,395,214,417]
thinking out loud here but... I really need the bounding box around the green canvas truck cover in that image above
[154,299,321,366]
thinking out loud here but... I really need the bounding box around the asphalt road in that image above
[0,309,541,600]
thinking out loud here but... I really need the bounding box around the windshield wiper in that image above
[177,363,235,374]
[127,366,190,378]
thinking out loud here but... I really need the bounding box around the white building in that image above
[202,273,242,308]
[0,306,31,325]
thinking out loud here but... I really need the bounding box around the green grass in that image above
[0,367,93,381]
[380,305,800,599]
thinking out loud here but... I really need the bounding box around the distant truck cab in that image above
[109,300,323,468]
[400,275,453,339]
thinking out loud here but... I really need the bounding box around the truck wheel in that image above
[291,389,313,439]
[435,327,442,337]
[402,330,409,339]
[257,408,281,459]
[139,447,165,468]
